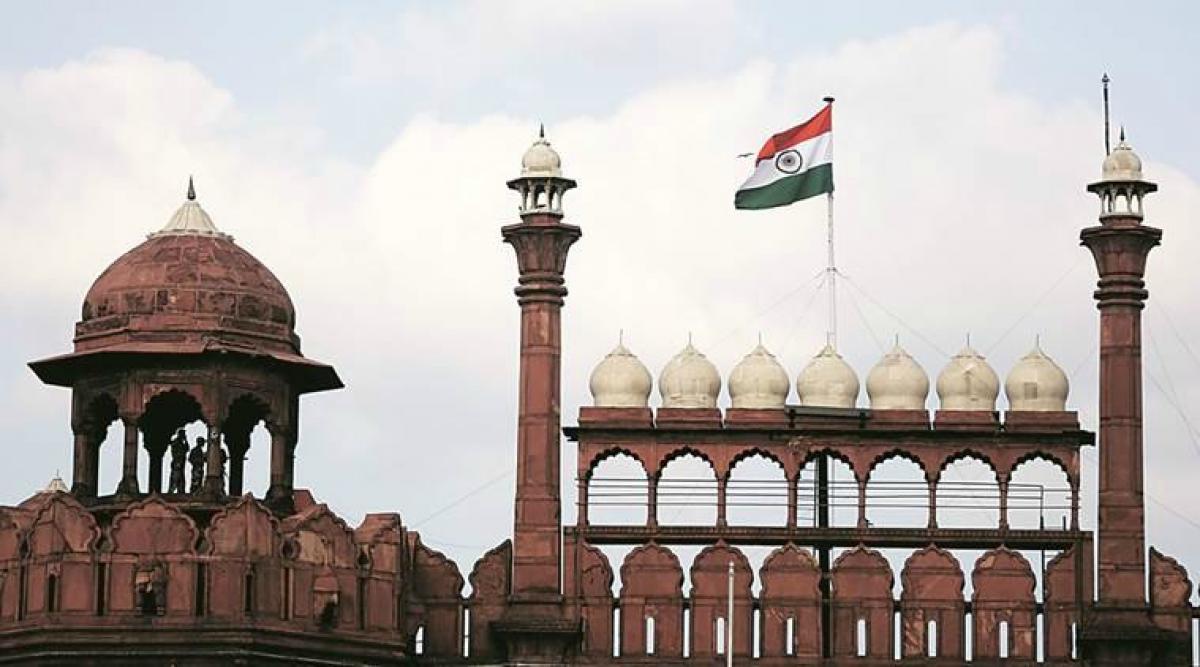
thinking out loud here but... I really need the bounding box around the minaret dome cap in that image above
[1100,132,1144,182]
[520,125,563,178]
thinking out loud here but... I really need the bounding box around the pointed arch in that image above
[759,544,821,659]
[900,546,965,660]
[468,540,511,660]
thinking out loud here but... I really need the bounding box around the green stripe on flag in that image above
[735,163,834,210]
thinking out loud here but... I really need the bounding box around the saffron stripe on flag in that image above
[754,105,833,161]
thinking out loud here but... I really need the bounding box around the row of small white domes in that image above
[589,338,1069,412]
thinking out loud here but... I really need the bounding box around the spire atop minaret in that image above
[187,175,196,201]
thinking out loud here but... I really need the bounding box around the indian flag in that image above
[735,103,834,210]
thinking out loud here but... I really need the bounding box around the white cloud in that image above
[302,0,755,91]
[3,21,1200,595]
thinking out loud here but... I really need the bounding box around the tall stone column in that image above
[494,129,582,662]
[1079,134,1186,663]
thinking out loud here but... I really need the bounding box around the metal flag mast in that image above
[817,94,835,661]
[823,96,838,349]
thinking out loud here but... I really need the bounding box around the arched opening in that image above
[936,456,1000,528]
[1008,456,1071,530]
[587,453,647,525]
[999,619,1010,658]
[138,390,204,496]
[927,618,938,657]
[715,616,726,655]
[46,573,59,613]
[856,617,868,656]
[83,393,119,496]
[727,453,787,526]
[796,454,856,527]
[645,615,656,655]
[865,454,928,528]
[657,452,717,526]
[224,394,273,497]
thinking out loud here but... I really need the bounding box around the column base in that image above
[1080,604,1191,666]
[265,485,295,515]
[492,599,580,665]
[115,476,139,497]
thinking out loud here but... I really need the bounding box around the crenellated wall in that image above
[0,491,411,663]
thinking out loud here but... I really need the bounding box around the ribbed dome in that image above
[520,128,562,178]
[728,341,790,409]
[866,343,929,410]
[936,345,1000,411]
[796,344,859,408]
[78,185,297,354]
[589,341,652,408]
[1101,136,1143,181]
[659,341,721,408]
[1004,343,1069,411]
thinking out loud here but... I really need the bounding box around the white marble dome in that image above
[1004,343,1069,411]
[729,341,790,409]
[520,129,562,178]
[1101,135,1143,181]
[796,344,859,408]
[589,341,652,408]
[866,343,929,410]
[659,341,721,408]
[936,345,1000,411]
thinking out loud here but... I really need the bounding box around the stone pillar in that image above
[576,478,589,527]
[716,475,728,528]
[204,422,225,496]
[998,477,1010,531]
[116,417,140,496]
[1079,143,1187,663]
[1081,214,1159,605]
[493,133,582,662]
[144,430,169,495]
[71,429,93,497]
[786,473,798,528]
[926,477,937,529]
[647,475,659,528]
[856,478,867,529]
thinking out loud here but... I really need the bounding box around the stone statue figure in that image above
[188,437,207,494]
[167,429,188,493]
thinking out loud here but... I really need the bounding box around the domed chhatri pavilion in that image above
[0,127,1195,666]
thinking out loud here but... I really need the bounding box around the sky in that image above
[2,1,1199,602]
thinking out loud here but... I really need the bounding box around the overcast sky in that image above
[3,1,1199,598]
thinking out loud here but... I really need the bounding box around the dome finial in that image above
[187,176,196,201]
[1119,125,1126,142]
[539,122,545,139]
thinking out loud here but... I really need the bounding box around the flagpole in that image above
[826,190,836,348]
[823,96,837,349]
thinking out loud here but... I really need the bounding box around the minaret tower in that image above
[495,128,582,661]
[1079,132,1180,662]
